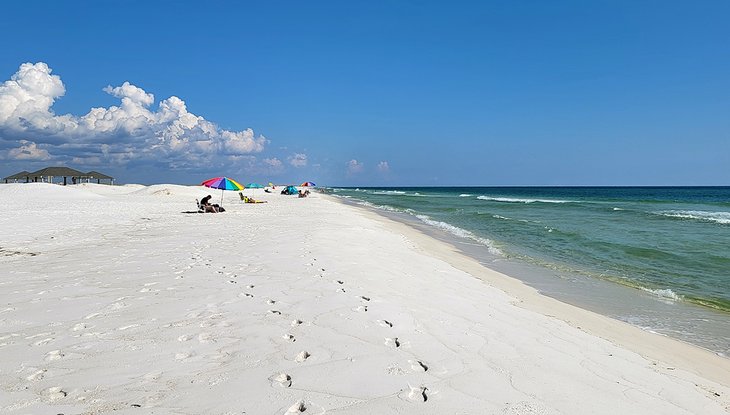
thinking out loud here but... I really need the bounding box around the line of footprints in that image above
[247,254,430,413]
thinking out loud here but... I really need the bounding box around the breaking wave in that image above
[414,214,502,255]
[373,190,406,195]
[640,287,682,301]
[654,210,730,224]
[476,196,573,204]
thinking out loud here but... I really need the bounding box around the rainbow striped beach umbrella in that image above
[201,176,244,206]
[300,181,316,187]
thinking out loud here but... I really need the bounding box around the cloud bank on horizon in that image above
[0,62,393,184]
[0,62,268,171]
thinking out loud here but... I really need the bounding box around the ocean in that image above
[329,186,730,356]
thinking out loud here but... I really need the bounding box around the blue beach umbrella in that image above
[245,182,264,195]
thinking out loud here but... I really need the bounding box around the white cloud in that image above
[0,62,267,168]
[263,157,283,168]
[7,140,50,160]
[288,153,308,167]
[347,159,364,174]
[377,161,390,173]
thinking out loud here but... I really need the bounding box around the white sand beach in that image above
[1,182,729,414]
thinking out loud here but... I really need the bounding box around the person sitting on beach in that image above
[243,195,267,203]
[200,195,219,213]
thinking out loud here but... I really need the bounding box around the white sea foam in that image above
[612,207,624,211]
[373,190,406,195]
[640,287,682,301]
[357,200,414,215]
[415,215,502,255]
[459,194,473,197]
[476,196,573,204]
[655,210,730,224]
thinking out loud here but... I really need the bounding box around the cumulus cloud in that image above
[0,62,267,168]
[7,140,50,160]
[263,157,283,168]
[347,159,364,175]
[377,161,390,173]
[288,153,307,167]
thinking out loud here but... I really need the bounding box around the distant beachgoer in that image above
[200,195,219,213]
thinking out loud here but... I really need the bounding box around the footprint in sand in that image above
[378,320,393,328]
[175,351,195,361]
[178,334,193,342]
[142,371,162,381]
[27,369,47,381]
[246,284,255,289]
[295,351,310,362]
[270,372,292,387]
[286,400,306,413]
[267,299,276,305]
[33,337,54,346]
[335,280,344,285]
[385,337,400,348]
[186,311,204,319]
[242,293,254,298]
[117,324,139,331]
[407,385,428,402]
[71,322,88,332]
[291,319,303,327]
[409,360,428,372]
[283,334,296,342]
[338,288,346,293]
[360,296,371,302]
[269,310,282,315]
[45,350,65,361]
[354,305,368,312]
[503,401,550,414]
[42,386,67,401]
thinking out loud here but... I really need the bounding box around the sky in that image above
[1,1,728,186]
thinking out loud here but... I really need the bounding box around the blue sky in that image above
[1,1,728,185]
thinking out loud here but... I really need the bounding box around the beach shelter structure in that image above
[3,170,30,183]
[281,185,298,195]
[86,171,114,185]
[201,176,244,206]
[28,166,87,185]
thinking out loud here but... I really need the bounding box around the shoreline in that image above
[331,191,730,357]
[323,193,730,384]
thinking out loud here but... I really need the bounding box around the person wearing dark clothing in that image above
[200,195,219,213]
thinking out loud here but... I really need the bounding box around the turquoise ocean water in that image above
[329,187,730,355]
